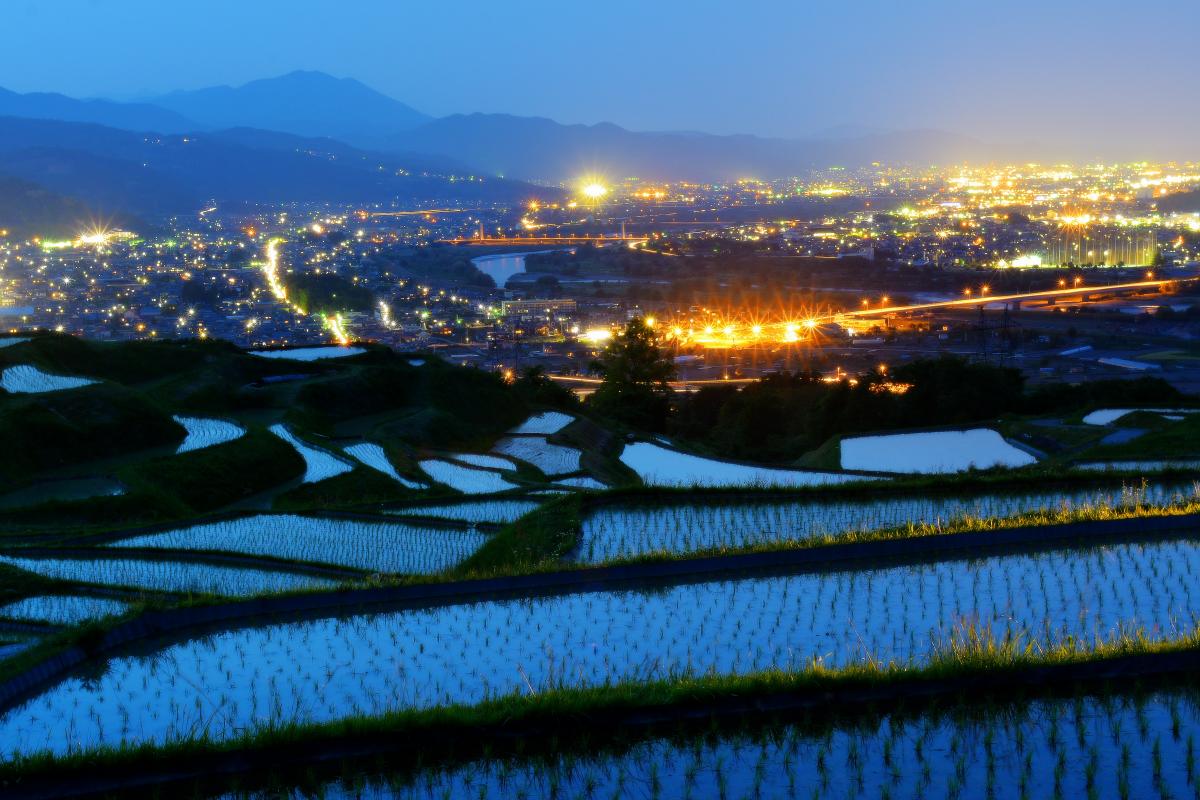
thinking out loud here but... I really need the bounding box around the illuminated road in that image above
[550,374,761,389]
[324,313,350,345]
[363,209,480,217]
[440,235,648,245]
[837,277,1197,319]
[261,239,289,303]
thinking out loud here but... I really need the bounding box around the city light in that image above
[261,239,288,302]
[581,182,609,200]
[582,328,612,344]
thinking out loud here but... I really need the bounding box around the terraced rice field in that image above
[264,686,1200,800]
[386,499,542,525]
[448,453,516,471]
[0,365,97,393]
[509,411,574,435]
[269,424,353,483]
[1075,459,1200,473]
[107,514,488,574]
[577,481,1198,562]
[247,346,366,361]
[1082,408,1199,425]
[555,475,608,490]
[173,416,245,454]
[621,442,866,488]
[342,443,424,488]
[0,595,129,625]
[419,460,519,494]
[840,428,1037,473]
[493,436,581,475]
[1,537,1197,757]
[0,554,337,596]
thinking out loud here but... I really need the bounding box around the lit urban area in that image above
[5,162,1200,393]
[2,3,1200,799]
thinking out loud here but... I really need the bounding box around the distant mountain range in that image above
[149,71,430,146]
[0,116,549,220]
[387,114,1009,182]
[0,70,1029,225]
[0,86,195,134]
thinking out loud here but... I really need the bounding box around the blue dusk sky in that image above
[2,0,1196,155]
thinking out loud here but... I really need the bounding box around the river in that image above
[470,249,572,289]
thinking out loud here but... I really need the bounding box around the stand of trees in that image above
[283,273,374,314]
[587,320,1184,461]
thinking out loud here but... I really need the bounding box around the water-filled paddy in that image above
[510,411,574,435]
[840,428,1037,473]
[386,499,542,525]
[0,595,128,625]
[269,424,353,483]
[578,481,1198,563]
[343,443,424,488]
[419,459,519,494]
[247,346,366,361]
[219,686,1200,800]
[493,435,581,475]
[173,416,245,454]
[2,537,1198,757]
[0,554,337,596]
[108,514,488,574]
[621,442,866,488]
[0,365,97,393]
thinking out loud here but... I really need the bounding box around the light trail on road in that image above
[837,277,1194,318]
[261,239,289,303]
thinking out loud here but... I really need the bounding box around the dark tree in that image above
[588,318,675,431]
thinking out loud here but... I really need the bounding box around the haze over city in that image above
[1,3,1200,799]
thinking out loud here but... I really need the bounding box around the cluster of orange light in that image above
[656,316,825,348]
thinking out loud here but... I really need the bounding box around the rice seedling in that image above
[620,442,869,488]
[577,480,1200,563]
[108,514,488,574]
[343,443,424,488]
[3,537,1200,758]
[0,554,337,596]
[269,424,354,483]
[0,365,97,393]
[448,453,518,471]
[418,460,519,494]
[173,416,245,454]
[492,437,581,476]
[387,500,542,525]
[510,412,575,435]
[34,681,1200,799]
[554,476,609,491]
[0,595,128,626]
